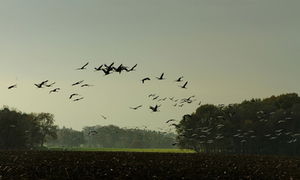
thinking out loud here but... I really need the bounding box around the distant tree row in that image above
[0,107,57,150]
[46,125,176,149]
[176,93,300,156]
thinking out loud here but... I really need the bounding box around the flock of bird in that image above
[165,110,299,145]
[5,62,197,135]
[8,62,298,146]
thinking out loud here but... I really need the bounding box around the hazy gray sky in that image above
[1,0,299,131]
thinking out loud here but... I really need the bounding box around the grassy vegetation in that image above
[47,147,195,153]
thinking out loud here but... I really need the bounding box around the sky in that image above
[0,0,299,131]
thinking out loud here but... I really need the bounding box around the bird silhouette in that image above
[35,80,48,88]
[88,130,98,136]
[175,76,184,82]
[126,64,137,72]
[73,97,84,101]
[45,82,56,87]
[130,105,143,110]
[156,73,165,80]
[49,88,60,94]
[153,96,159,100]
[166,119,176,123]
[113,64,127,74]
[101,115,107,120]
[76,62,89,70]
[148,94,155,98]
[81,84,93,87]
[8,84,17,89]
[102,68,112,76]
[142,77,151,83]
[69,93,79,99]
[94,65,103,71]
[72,80,84,86]
[180,81,188,89]
[104,62,114,69]
[150,105,160,112]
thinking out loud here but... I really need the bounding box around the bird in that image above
[101,115,107,120]
[102,68,112,76]
[81,84,93,87]
[35,80,49,88]
[76,62,89,70]
[156,73,165,80]
[49,88,60,94]
[148,94,155,98]
[94,65,103,71]
[88,130,98,136]
[126,64,137,72]
[153,96,159,100]
[45,82,56,87]
[8,84,17,89]
[104,62,114,69]
[166,119,176,123]
[113,64,127,74]
[142,77,151,83]
[73,97,84,102]
[72,80,84,86]
[175,76,184,82]
[180,81,188,89]
[130,105,143,110]
[150,105,160,112]
[69,93,79,99]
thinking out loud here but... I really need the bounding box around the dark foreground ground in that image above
[0,151,299,179]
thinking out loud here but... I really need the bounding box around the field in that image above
[0,150,299,179]
[48,147,195,153]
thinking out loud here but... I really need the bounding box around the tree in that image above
[176,93,300,156]
[33,113,58,147]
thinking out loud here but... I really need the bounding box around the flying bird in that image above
[72,80,84,86]
[130,105,143,110]
[8,84,17,89]
[180,81,188,89]
[150,105,160,112]
[156,73,165,80]
[102,68,112,76]
[104,62,115,69]
[69,93,79,99]
[81,84,93,87]
[45,82,56,87]
[175,76,184,82]
[73,97,84,102]
[77,62,89,70]
[94,65,103,71]
[166,119,176,123]
[88,130,98,136]
[126,64,137,72]
[113,64,127,74]
[153,96,159,100]
[49,88,60,94]
[142,77,151,83]
[101,115,107,120]
[35,80,49,88]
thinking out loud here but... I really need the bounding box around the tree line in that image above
[46,125,176,149]
[176,93,300,155]
[0,107,57,150]
[0,106,176,150]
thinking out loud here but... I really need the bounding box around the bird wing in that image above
[160,73,164,79]
[82,62,89,68]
